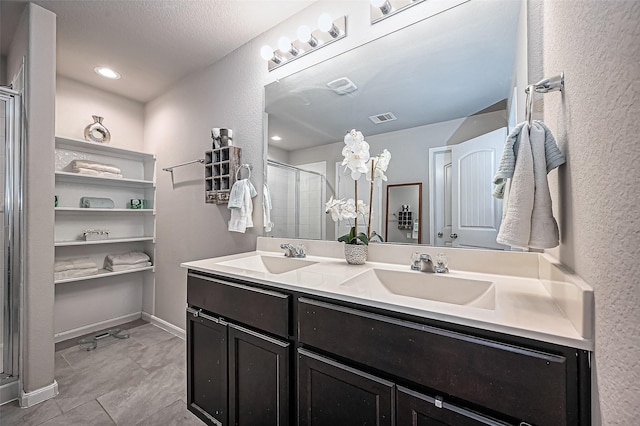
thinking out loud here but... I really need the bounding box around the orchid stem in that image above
[367,160,374,239]
[354,179,358,236]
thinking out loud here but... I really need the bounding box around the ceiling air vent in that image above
[369,112,397,124]
[327,77,358,95]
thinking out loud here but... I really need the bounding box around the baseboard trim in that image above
[54,312,142,343]
[0,378,19,406]
[141,312,185,340]
[19,380,58,408]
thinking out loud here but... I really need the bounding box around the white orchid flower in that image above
[344,129,364,147]
[340,198,358,219]
[325,196,344,222]
[341,136,370,180]
[366,149,392,182]
[357,200,369,218]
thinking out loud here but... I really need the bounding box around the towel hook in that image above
[236,163,252,181]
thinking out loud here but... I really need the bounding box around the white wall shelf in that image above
[55,236,155,247]
[54,266,154,285]
[54,136,156,339]
[55,208,155,214]
[55,171,154,188]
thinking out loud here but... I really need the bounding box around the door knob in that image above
[450,233,458,239]
[437,232,443,238]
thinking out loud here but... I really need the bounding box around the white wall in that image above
[56,76,145,150]
[531,0,640,423]
[145,0,468,330]
[7,3,56,395]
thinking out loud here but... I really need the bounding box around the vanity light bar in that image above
[370,0,426,24]
[261,15,347,72]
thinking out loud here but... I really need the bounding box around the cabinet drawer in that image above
[298,298,569,426]
[188,273,289,338]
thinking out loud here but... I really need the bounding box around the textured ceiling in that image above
[1,0,315,102]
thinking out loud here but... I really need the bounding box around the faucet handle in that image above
[296,244,306,257]
[435,253,449,273]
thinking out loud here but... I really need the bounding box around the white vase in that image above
[344,244,367,265]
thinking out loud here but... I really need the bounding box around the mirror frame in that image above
[385,182,423,244]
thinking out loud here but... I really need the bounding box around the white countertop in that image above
[182,246,594,351]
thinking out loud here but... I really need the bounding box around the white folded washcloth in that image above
[54,257,97,272]
[105,251,150,266]
[105,262,152,272]
[54,268,99,281]
[69,159,122,175]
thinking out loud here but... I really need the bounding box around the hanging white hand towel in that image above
[228,179,257,233]
[496,124,535,248]
[263,183,273,232]
[527,121,561,248]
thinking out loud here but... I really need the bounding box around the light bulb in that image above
[371,0,392,14]
[260,45,274,60]
[278,36,292,54]
[318,13,333,32]
[297,25,312,43]
[94,67,121,79]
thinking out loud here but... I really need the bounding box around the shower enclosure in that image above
[1,86,22,398]
[266,160,326,240]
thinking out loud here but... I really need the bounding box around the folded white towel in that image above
[70,159,122,175]
[496,124,534,248]
[527,122,560,248]
[228,179,246,209]
[105,251,150,266]
[54,257,97,272]
[54,268,99,280]
[263,183,273,232]
[228,179,257,233]
[105,262,152,272]
[496,122,563,249]
[493,120,565,199]
[73,168,123,179]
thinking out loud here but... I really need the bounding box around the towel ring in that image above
[236,164,252,180]
[525,84,535,126]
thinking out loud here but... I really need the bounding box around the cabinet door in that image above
[397,386,511,426]
[187,310,228,426]
[298,349,395,426]
[228,323,290,426]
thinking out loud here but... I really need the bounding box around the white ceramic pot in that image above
[344,244,367,265]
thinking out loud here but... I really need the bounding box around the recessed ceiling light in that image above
[94,67,121,80]
[271,136,282,141]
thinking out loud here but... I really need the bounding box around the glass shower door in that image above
[1,88,21,385]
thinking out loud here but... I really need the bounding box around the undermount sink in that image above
[342,268,496,309]
[217,255,318,274]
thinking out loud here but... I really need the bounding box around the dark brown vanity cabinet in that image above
[298,348,395,426]
[186,271,590,426]
[187,273,291,426]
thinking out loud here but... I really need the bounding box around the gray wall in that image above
[7,3,56,395]
[532,0,640,423]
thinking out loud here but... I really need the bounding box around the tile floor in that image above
[0,323,202,426]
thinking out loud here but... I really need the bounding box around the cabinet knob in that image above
[450,233,458,239]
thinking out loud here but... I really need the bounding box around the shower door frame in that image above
[1,87,23,384]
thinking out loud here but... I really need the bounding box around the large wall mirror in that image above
[264,0,524,250]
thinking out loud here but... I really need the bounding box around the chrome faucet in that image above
[411,253,435,273]
[280,243,306,258]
